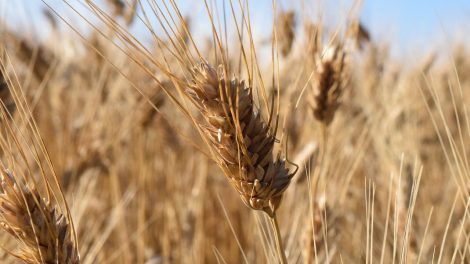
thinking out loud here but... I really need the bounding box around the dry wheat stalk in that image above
[0,170,79,264]
[187,61,292,263]
[187,61,293,217]
[310,45,346,126]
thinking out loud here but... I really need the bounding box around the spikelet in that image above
[304,22,322,58]
[106,0,125,17]
[310,45,346,126]
[347,20,370,50]
[0,67,14,115]
[0,170,79,264]
[124,0,138,26]
[42,9,58,30]
[15,38,53,81]
[177,16,191,52]
[0,68,8,100]
[138,84,166,128]
[187,62,293,216]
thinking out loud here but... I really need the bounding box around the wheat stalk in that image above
[187,61,293,262]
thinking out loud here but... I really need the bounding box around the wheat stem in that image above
[312,123,328,204]
[270,212,287,264]
[306,123,328,263]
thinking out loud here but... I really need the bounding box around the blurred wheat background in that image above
[0,0,470,263]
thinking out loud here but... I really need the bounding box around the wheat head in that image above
[0,170,79,264]
[310,45,346,126]
[187,62,293,216]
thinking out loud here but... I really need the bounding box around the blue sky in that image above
[3,0,470,56]
[362,0,470,49]
[248,0,470,55]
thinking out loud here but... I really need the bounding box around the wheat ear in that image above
[310,45,346,126]
[187,62,293,216]
[277,11,296,57]
[0,170,79,264]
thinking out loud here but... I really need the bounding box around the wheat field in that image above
[0,0,469,263]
